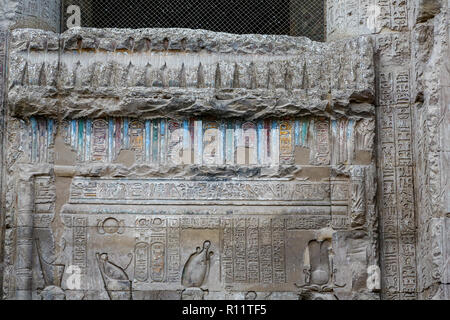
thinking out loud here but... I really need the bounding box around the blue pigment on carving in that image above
[78,119,84,161]
[31,117,37,162]
[86,119,92,161]
[108,118,114,162]
[160,119,166,163]
[257,120,263,164]
[145,120,151,162]
[295,120,300,146]
[301,120,308,147]
[220,121,226,164]
[71,119,77,150]
[123,118,129,149]
[152,120,159,163]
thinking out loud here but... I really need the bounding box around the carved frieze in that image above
[60,212,368,294]
[19,116,377,167]
[7,28,374,120]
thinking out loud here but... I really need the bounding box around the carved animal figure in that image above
[181,240,214,288]
[96,253,132,300]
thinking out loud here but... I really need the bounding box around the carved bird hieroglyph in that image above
[181,240,214,288]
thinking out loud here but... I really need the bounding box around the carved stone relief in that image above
[14,7,450,299]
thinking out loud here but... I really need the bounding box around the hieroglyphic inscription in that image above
[331,182,350,201]
[135,217,150,282]
[167,218,180,282]
[134,217,180,283]
[34,176,56,214]
[379,73,399,298]
[233,218,247,282]
[272,218,286,283]
[181,217,221,229]
[72,217,87,274]
[279,120,293,164]
[33,175,55,228]
[221,217,286,284]
[129,120,144,162]
[149,218,166,282]
[134,242,149,282]
[222,219,233,284]
[70,178,334,203]
[286,215,331,230]
[312,119,330,165]
[260,218,273,283]
[378,69,417,299]
[92,119,108,161]
[247,218,259,283]
[331,215,350,230]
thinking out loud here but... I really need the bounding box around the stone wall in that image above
[411,0,449,300]
[0,0,61,298]
[0,0,448,300]
[327,0,450,300]
[1,26,379,300]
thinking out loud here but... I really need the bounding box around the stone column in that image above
[327,0,416,300]
[14,178,35,299]
[0,0,62,299]
[327,0,449,300]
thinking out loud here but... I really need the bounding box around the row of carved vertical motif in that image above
[23,116,374,167]
[377,66,417,299]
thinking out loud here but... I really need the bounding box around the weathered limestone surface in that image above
[0,0,448,301]
[0,0,61,299]
[411,2,450,300]
[327,0,450,300]
[0,0,60,31]
[1,27,379,300]
[7,28,374,120]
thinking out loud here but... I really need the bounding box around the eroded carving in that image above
[296,239,345,292]
[182,241,214,288]
[96,253,132,300]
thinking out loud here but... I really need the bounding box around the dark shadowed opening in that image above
[63,0,326,41]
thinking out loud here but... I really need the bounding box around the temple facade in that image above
[0,0,448,300]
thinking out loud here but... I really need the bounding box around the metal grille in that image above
[62,0,326,41]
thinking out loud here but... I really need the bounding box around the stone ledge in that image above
[8,86,375,120]
[7,28,375,120]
